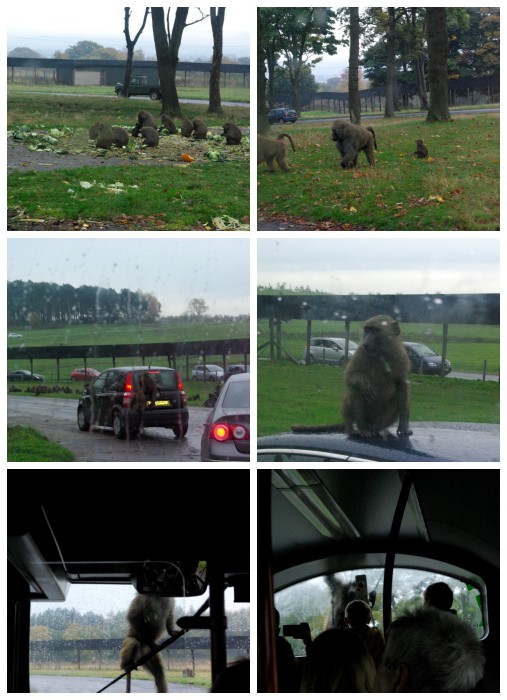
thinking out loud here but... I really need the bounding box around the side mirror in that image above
[132,560,207,597]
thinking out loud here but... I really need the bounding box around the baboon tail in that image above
[367,127,378,150]
[119,636,142,671]
[277,133,296,151]
[291,423,346,434]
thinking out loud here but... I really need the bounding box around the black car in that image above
[7,369,45,382]
[257,422,499,462]
[403,341,452,374]
[224,364,250,380]
[267,108,298,124]
[77,366,189,439]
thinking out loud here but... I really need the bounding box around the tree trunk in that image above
[208,8,225,115]
[257,10,270,133]
[120,7,150,98]
[426,8,451,121]
[410,9,428,110]
[348,7,360,124]
[151,7,188,116]
[384,7,396,118]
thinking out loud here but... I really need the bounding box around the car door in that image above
[91,370,122,425]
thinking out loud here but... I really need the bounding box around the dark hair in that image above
[423,582,454,610]
[345,599,371,626]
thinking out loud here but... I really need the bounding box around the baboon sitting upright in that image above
[331,119,377,168]
[140,126,159,147]
[257,133,296,172]
[132,110,158,136]
[191,117,208,139]
[222,122,242,145]
[120,593,178,693]
[292,315,412,438]
[160,113,177,134]
[414,139,428,158]
[112,126,130,147]
[95,123,113,149]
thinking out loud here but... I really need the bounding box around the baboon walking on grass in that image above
[257,133,296,172]
[120,593,178,693]
[331,119,377,168]
[292,315,412,437]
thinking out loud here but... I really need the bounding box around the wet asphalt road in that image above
[7,396,211,462]
[30,674,205,692]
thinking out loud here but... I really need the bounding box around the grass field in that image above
[258,360,500,436]
[258,113,499,231]
[7,91,250,230]
[8,426,76,461]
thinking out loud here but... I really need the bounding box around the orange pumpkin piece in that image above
[181,153,194,162]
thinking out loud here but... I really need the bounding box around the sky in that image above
[6,4,250,61]
[7,238,250,317]
[257,238,500,295]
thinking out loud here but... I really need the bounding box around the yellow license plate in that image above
[147,400,170,407]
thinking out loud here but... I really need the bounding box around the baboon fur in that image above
[112,126,130,147]
[120,593,177,693]
[331,119,377,168]
[414,139,428,158]
[222,122,243,145]
[160,113,177,134]
[88,121,101,140]
[191,117,208,139]
[292,315,412,438]
[180,117,193,137]
[95,123,114,149]
[257,133,296,172]
[140,126,160,147]
[132,110,158,137]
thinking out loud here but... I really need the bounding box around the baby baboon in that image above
[132,110,158,136]
[257,133,296,172]
[414,139,428,158]
[331,119,377,168]
[120,593,177,693]
[180,117,193,137]
[222,122,242,145]
[95,123,114,149]
[140,126,160,147]
[292,315,412,438]
[160,113,177,134]
[112,126,130,147]
[191,117,208,139]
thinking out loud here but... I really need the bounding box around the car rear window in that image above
[222,380,250,409]
[135,369,177,389]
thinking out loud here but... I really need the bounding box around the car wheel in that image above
[112,411,126,439]
[173,422,188,438]
[77,407,90,432]
[149,90,161,100]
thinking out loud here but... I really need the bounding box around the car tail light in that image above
[211,422,249,442]
[123,371,134,408]
[176,371,187,405]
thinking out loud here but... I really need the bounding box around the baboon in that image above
[112,126,130,147]
[222,122,242,145]
[95,123,113,149]
[132,110,157,136]
[88,121,101,139]
[292,315,412,438]
[257,133,296,172]
[191,117,208,139]
[180,117,193,137]
[331,120,377,168]
[120,593,177,693]
[160,113,177,134]
[140,126,160,147]
[414,139,428,158]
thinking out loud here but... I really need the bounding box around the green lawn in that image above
[258,113,499,230]
[8,426,75,461]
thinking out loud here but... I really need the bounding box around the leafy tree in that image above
[119,7,151,98]
[208,8,225,114]
[63,41,103,59]
[30,625,52,641]
[186,297,209,319]
[8,47,42,58]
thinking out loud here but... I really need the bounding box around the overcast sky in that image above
[257,238,500,295]
[6,4,250,61]
[8,238,250,316]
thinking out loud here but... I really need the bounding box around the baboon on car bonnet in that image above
[257,133,296,172]
[292,315,412,438]
[331,119,377,168]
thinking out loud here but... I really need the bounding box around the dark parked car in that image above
[224,364,250,380]
[201,373,250,461]
[403,341,452,375]
[267,108,298,124]
[7,369,45,382]
[70,368,100,381]
[77,366,189,439]
[257,422,499,462]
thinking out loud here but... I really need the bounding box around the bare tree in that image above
[426,8,451,121]
[208,8,225,115]
[119,7,150,98]
[151,7,209,116]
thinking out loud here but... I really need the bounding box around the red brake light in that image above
[211,422,249,442]
[123,372,134,408]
